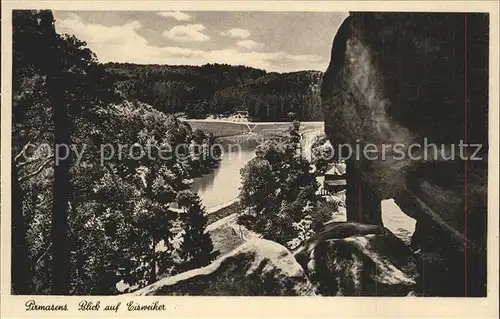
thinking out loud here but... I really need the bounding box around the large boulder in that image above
[294,222,418,296]
[321,12,488,296]
[130,238,316,296]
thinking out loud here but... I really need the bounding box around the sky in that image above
[53,11,348,73]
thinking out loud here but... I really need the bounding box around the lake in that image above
[190,140,256,210]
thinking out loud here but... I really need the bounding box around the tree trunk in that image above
[345,159,382,225]
[41,11,72,294]
[50,89,71,294]
[50,87,71,294]
[11,160,32,294]
[150,237,157,284]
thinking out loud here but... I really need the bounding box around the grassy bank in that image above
[187,121,251,138]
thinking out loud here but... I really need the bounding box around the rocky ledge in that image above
[130,237,316,296]
[129,222,418,296]
[294,222,418,296]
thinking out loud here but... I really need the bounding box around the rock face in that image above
[130,238,316,296]
[321,12,488,296]
[294,222,418,296]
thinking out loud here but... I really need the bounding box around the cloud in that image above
[54,13,326,72]
[157,11,191,21]
[162,24,209,42]
[221,28,251,39]
[56,13,147,47]
[236,40,263,50]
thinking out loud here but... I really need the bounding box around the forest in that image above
[105,62,324,121]
[12,10,220,295]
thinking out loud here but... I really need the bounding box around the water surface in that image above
[190,140,256,210]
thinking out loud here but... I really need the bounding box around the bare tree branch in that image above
[14,143,32,163]
[18,158,53,183]
[33,242,52,272]
[17,155,54,168]
[14,129,50,162]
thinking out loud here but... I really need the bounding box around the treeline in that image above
[105,62,324,121]
[12,10,218,295]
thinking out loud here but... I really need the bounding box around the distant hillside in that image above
[104,63,323,121]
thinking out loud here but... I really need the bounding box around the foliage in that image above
[12,10,220,295]
[311,200,341,229]
[104,63,323,121]
[238,122,318,248]
[176,190,217,271]
[288,215,315,250]
[310,133,333,175]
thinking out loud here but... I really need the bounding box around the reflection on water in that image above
[190,140,257,209]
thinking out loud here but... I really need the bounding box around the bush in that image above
[238,122,318,249]
[311,201,340,225]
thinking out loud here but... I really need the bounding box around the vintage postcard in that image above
[1,1,499,318]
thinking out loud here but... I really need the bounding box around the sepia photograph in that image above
[1,1,499,318]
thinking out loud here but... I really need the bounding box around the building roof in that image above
[325,163,346,176]
[324,179,347,186]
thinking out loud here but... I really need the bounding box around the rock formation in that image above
[130,238,316,296]
[321,12,488,296]
[294,222,418,296]
[129,223,419,296]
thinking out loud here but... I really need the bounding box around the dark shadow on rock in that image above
[294,222,418,296]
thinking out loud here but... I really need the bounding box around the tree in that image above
[64,102,197,293]
[238,122,318,248]
[176,190,217,271]
[310,133,333,175]
[37,10,73,295]
[12,10,181,294]
[12,9,75,294]
[11,9,53,295]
